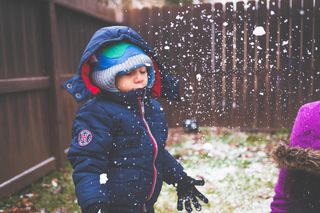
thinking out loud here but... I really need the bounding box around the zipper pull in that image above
[142,203,147,212]
[141,101,145,115]
[138,96,145,115]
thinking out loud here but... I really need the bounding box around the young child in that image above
[64,26,208,213]
[271,101,320,213]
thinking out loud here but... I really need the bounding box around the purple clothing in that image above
[271,169,289,212]
[270,101,320,213]
[289,101,320,149]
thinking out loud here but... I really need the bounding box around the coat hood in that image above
[272,101,320,175]
[273,142,320,176]
[63,26,180,102]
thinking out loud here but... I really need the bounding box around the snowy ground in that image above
[0,127,287,213]
[155,127,286,213]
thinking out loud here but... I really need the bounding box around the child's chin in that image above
[120,86,146,93]
[132,86,147,90]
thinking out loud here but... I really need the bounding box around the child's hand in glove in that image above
[85,203,109,213]
[176,176,209,212]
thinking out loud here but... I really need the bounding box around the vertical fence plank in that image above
[167,5,194,126]
[213,3,223,126]
[302,0,314,104]
[314,0,320,100]
[165,5,183,127]
[244,1,256,128]
[234,2,245,127]
[127,8,141,34]
[224,2,235,127]
[140,7,150,41]
[69,12,77,74]
[268,0,279,128]
[256,0,268,128]
[30,2,43,76]
[279,0,290,127]
[46,1,66,168]
[148,7,160,50]
[123,8,131,25]
[21,3,31,77]
[7,0,19,78]
[0,0,10,78]
[290,0,302,122]
[192,4,213,126]
[26,93,37,170]
[14,1,24,77]
[160,6,178,126]
[0,0,7,78]
[180,5,195,124]
[0,96,10,183]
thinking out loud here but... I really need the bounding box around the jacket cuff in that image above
[80,197,108,212]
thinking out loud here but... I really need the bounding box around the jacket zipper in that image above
[137,96,158,206]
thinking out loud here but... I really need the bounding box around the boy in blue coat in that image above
[64,26,208,213]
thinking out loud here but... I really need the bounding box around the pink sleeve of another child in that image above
[270,169,290,213]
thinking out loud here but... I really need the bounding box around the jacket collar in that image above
[97,88,151,107]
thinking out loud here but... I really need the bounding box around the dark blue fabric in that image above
[68,88,186,211]
[63,26,180,102]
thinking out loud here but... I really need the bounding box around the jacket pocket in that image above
[106,168,148,205]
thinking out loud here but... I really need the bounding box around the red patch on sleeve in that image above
[78,129,93,146]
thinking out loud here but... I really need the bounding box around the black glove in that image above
[176,176,209,212]
[84,203,109,213]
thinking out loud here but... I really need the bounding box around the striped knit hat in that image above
[91,41,155,92]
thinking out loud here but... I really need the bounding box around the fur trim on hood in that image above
[273,141,320,175]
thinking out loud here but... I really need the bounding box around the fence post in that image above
[245,1,256,128]
[314,0,320,100]
[268,0,280,128]
[45,0,65,169]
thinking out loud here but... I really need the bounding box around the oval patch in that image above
[78,129,93,146]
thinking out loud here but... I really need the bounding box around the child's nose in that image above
[133,73,144,83]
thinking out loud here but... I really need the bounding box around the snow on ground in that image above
[155,127,286,213]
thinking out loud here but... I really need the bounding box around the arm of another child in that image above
[67,104,113,212]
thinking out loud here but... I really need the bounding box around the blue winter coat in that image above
[64,26,186,212]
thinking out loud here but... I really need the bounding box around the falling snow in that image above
[99,173,108,184]
[253,26,266,36]
[196,74,202,81]
[155,128,285,213]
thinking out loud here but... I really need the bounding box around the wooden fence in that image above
[124,0,320,130]
[1,0,320,198]
[0,0,117,197]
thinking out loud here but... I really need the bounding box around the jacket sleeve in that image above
[162,149,187,185]
[270,169,290,213]
[67,104,113,210]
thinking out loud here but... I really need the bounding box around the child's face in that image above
[115,66,148,92]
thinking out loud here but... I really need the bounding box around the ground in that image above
[0,127,288,213]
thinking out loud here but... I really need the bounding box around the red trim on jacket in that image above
[151,60,161,98]
[81,61,101,95]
